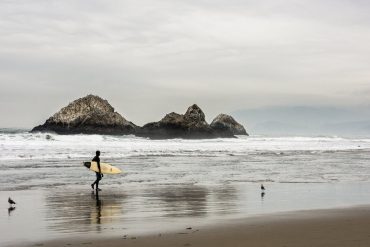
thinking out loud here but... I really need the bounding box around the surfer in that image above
[91,150,103,191]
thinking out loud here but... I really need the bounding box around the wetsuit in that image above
[91,155,102,190]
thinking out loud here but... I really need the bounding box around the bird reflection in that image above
[8,206,16,216]
[261,192,265,199]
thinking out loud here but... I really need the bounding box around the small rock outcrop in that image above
[32,95,137,135]
[138,104,216,139]
[210,114,248,136]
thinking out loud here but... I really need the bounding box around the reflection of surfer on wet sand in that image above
[92,191,102,225]
[89,191,123,226]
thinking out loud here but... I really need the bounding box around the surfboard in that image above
[83,161,122,174]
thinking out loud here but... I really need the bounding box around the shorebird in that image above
[261,184,265,191]
[8,197,16,206]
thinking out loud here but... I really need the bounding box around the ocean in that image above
[1,129,370,191]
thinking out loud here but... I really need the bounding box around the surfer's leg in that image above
[96,180,102,191]
[91,179,95,188]
[95,173,102,191]
[91,172,99,189]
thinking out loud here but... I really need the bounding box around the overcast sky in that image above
[1,0,370,128]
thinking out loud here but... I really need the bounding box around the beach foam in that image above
[1,131,370,190]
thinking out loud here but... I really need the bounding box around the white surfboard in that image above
[83,161,122,174]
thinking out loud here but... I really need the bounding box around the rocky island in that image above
[32,95,248,138]
[32,95,137,135]
[210,114,247,136]
[137,104,217,139]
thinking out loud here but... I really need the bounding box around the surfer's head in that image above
[96,150,100,156]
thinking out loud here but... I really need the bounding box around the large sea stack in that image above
[32,95,137,135]
[210,114,248,136]
[138,104,216,139]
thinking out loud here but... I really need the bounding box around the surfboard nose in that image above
[83,162,91,169]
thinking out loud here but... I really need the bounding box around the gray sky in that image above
[1,0,370,128]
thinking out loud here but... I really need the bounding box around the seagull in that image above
[8,197,16,206]
[261,184,265,191]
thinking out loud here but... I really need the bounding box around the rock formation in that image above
[32,95,248,138]
[32,95,137,135]
[138,104,216,139]
[210,114,248,136]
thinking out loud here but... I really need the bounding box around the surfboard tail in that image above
[83,162,91,169]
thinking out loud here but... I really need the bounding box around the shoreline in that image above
[9,205,370,247]
[3,182,370,246]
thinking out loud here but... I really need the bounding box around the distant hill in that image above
[233,106,370,137]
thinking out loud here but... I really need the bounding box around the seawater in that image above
[1,129,370,191]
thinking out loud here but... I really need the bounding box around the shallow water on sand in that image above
[2,183,370,246]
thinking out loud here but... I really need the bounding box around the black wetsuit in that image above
[91,155,102,190]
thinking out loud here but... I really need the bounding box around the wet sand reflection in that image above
[45,190,125,233]
[5,183,370,244]
[43,185,239,235]
[151,186,208,217]
[211,186,239,215]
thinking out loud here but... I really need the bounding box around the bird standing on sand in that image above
[261,184,265,191]
[8,197,16,206]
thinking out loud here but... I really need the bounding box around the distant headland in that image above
[32,95,248,139]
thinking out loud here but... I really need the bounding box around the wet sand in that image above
[12,206,370,247]
[3,183,370,246]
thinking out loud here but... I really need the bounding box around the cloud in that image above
[0,0,370,127]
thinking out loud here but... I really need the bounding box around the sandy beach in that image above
[9,206,370,247]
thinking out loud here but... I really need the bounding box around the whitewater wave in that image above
[1,131,370,190]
